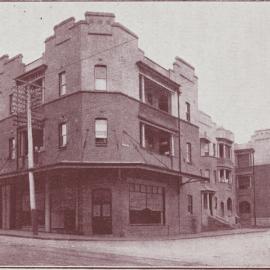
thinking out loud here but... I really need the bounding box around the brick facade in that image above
[0,11,237,236]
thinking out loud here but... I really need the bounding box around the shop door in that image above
[92,189,112,234]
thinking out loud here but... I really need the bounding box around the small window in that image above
[239,201,251,214]
[187,195,193,214]
[205,169,210,180]
[59,122,67,147]
[203,193,208,209]
[214,197,218,209]
[9,137,16,160]
[19,131,28,157]
[95,119,108,145]
[227,198,232,211]
[213,170,217,183]
[213,143,216,157]
[185,102,190,122]
[237,153,251,168]
[219,143,224,158]
[9,94,14,115]
[59,72,66,96]
[220,201,225,217]
[95,65,107,91]
[238,176,251,189]
[186,142,192,163]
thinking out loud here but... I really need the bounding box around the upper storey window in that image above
[95,65,107,91]
[140,123,174,156]
[59,71,66,96]
[218,143,232,160]
[237,153,251,168]
[95,118,108,146]
[9,94,14,115]
[185,102,191,122]
[139,75,172,114]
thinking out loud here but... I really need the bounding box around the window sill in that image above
[95,143,108,147]
[58,146,67,150]
[129,224,165,226]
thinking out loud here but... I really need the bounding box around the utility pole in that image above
[26,85,38,235]
[15,81,39,236]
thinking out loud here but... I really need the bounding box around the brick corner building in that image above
[0,12,238,236]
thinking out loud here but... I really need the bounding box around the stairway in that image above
[202,216,233,232]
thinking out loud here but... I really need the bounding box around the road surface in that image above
[0,230,269,266]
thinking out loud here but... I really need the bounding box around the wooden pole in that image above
[26,86,38,235]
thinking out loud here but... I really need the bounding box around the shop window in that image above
[95,65,107,91]
[59,122,67,148]
[187,195,193,214]
[59,71,66,96]
[186,143,192,163]
[129,183,164,225]
[239,201,251,214]
[95,118,108,145]
[8,137,16,160]
[185,102,190,122]
[238,176,251,189]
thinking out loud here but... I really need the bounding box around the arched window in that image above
[220,201,225,217]
[227,198,232,211]
[239,201,251,214]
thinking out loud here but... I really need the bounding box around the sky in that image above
[1,2,270,144]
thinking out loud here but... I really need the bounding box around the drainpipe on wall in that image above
[177,90,182,234]
[252,150,256,227]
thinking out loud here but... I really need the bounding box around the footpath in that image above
[0,227,267,241]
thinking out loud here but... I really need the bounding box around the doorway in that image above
[92,189,112,234]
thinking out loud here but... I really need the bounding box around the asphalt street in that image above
[0,229,269,267]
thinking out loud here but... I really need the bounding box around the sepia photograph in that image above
[0,1,270,268]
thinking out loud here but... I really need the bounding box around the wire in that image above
[1,37,137,96]
[122,129,170,169]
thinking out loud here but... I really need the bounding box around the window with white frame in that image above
[129,183,165,225]
[95,65,107,91]
[186,142,192,163]
[59,122,67,147]
[59,72,66,96]
[95,118,108,145]
[185,102,190,122]
[9,137,16,160]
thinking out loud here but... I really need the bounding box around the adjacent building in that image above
[199,111,237,230]
[0,11,239,236]
[235,129,270,227]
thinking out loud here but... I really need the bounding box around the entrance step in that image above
[202,216,233,232]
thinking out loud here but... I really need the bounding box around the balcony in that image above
[139,102,177,131]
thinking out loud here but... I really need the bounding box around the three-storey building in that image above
[0,11,237,236]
